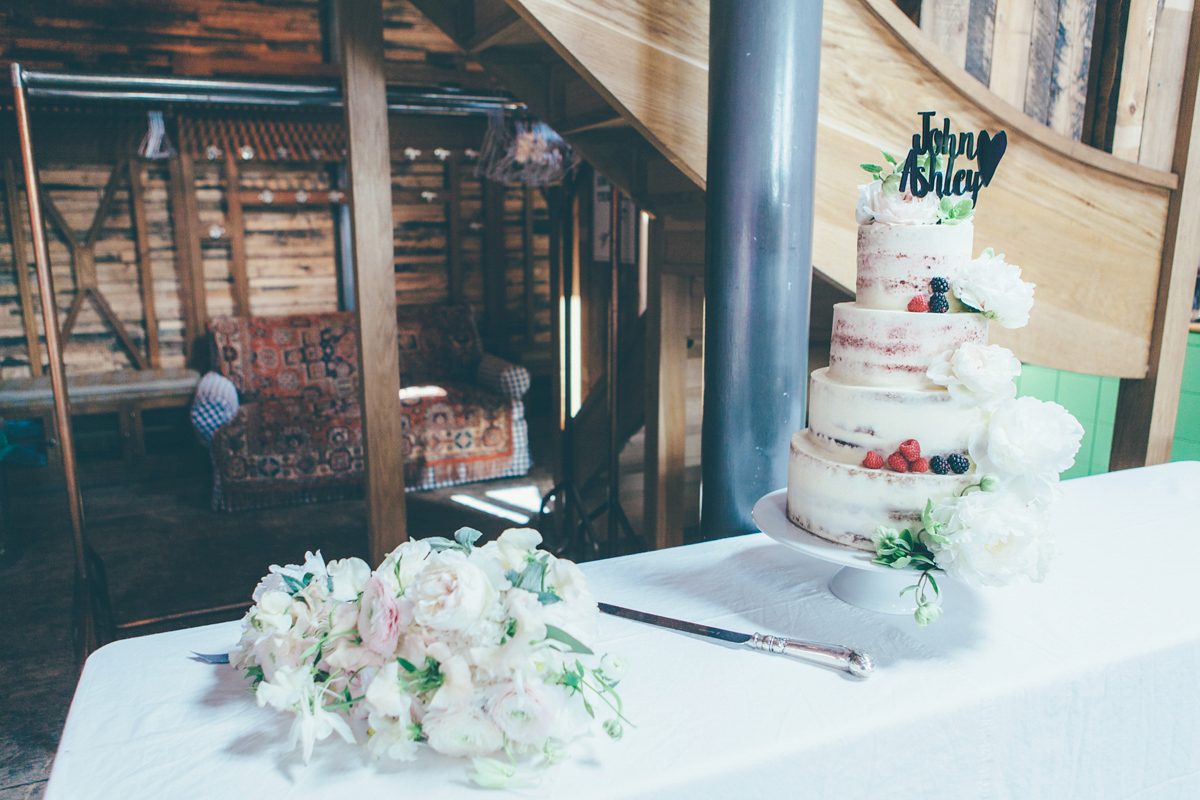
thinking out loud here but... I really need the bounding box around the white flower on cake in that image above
[231,528,628,786]
[926,489,1053,588]
[969,396,1085,500]
[952,248,1035,328]
[927,342,1021,410]
[855,179,941,226]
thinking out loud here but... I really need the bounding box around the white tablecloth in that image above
[45,462,1200,799]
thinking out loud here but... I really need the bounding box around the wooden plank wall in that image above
[0,0,493,88]
[0,148,553,377]
[921,0,1193,158]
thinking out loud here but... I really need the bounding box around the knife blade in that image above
[598,602,874,678]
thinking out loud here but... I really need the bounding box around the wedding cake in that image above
[785,125,1083,607]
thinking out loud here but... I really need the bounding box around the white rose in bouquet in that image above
[970,396,1084,500]
[856,179,941,226]
[952,249,1035,328]
[380,539,432,592]
[927,488,1053,587]
[411,550,496,631]
[926,342,1021,410]
[423,706,505,758]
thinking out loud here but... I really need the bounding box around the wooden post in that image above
[128,158,161,368]
[643,215,690,550]
[1111,4,1200,468]
[223,151,251,317]
[168,153,207,367]
[3,159,42,375]
[337,0,407,562]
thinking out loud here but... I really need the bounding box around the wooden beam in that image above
[1139,0,1196,171]
[3,159,42,375]
[467,10,525,53]
[445,154,463,304]
[1112,2,1200,467]
[223,151,251,317]
[1113,0,1162,160]
[337,0,407,563]
[168,153,208,366]
[643,215,689,550]
[83,160,126,250]
[128,159,161,368]
[90,288,149,370]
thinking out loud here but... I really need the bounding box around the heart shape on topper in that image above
[976,130,1007,187]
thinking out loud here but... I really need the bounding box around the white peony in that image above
[926,342,1021,410]
[856,179,941,226]
[485,680,563,744]
[970,396,1084,500]
[411,550,496,631]
[927,489,1053,587]
[423,706,505,758]
[952,249,1035,328]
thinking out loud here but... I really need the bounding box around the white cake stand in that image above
[751,489,919,615]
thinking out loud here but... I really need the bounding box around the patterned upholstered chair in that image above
[192,306,530,511]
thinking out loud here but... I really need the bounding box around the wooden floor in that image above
[0,425,563,798]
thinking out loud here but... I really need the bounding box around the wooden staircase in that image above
[413,0,1200,537]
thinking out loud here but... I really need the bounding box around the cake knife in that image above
[598,602,875,678]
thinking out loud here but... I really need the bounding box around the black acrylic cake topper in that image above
[898,111,1006,203]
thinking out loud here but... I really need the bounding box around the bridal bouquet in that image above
[231,527,628,788]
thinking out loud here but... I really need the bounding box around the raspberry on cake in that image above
[886,452,909,472]
[907,295,930,313]
[862,451,884,469]
[898,439,921,462]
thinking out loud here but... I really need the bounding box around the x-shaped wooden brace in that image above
[39,159,149,370]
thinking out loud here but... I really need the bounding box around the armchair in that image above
[192,306,530,511]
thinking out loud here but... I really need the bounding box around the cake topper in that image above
[898,111,1006,203]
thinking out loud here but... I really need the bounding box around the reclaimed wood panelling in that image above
[921,0,972,68]
[1024,0,1062,124]
[965,0,996,84]
[1112,0,1162,160]
[1138,0,1196,171]
[1047,0,1097,140]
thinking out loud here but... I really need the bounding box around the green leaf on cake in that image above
[860,162,883,176]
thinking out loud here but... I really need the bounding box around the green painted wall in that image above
[1013,330,1200,477]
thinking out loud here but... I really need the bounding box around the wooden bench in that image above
[0,368,201,469]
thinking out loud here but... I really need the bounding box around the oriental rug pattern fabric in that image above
[205,309,525,510]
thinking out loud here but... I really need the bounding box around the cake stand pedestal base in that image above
[828,566,917,615]
[752,489,923,616]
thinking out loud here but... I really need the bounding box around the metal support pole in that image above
[11,63,97,658]
[607,185,622,556]
[700,1,822,540]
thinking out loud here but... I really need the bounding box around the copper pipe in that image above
[11,63,94,654]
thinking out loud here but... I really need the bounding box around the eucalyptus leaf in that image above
[425,536,461,552]
[545,625,594,655]
[454,527,484,549]
[882,150,897,166]
[860,163,883,175]
[537,591,562,605]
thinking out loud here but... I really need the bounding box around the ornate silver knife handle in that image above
[748,633,875,678]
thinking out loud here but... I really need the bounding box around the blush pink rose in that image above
[357,575,412,655]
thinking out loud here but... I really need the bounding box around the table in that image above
[45,462,1200,799]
